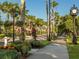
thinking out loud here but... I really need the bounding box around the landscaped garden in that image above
[0,40,50,59]
[0,0,79,59]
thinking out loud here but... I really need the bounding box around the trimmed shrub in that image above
[30,40,50,48]
[9,41,31,56]
[31,40,41,48]
[21,43,31,56]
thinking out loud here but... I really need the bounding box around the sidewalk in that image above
[27,39,69,59]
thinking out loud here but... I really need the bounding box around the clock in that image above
[72,9,77,13]
[70,4,79,16]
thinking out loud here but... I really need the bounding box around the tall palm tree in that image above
[51,0,58,37]
[51,0,58,8]
[0,1,19,42]
[4,20,13,36]
[20,0,26,42]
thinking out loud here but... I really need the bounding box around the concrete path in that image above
[27,40,69,59]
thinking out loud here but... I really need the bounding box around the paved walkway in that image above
[27,39,69,59]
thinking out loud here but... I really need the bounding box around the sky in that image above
[0,0,79,20]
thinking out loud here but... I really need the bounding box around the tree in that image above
[51,0,59,37]
[0,1,20,42]
[51,0,58,8]
[16,20,23,27]
[57,15,73,35]
[0,19,3,34]
[4,20,13,36]
[76,16,79,35]
[65,15,73,32]
[26,15,47,35]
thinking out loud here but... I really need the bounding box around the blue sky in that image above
[56,0,79,16]
[0,0,79,20]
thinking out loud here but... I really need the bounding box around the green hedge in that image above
[30,40,50,48]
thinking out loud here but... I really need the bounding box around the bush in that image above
[19,41,31,56]
[5,33,14,37]
[0,49,20,59]
[0,34,5,39]
[9,41,31,56]
[30,40,50,48]
[40,40,50,46]
[77,36,79,41]
[31,40,41,48]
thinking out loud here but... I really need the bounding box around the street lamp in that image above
[70,4,79,44]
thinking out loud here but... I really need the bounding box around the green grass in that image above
[67,44,79,59]
[67,35,79,59]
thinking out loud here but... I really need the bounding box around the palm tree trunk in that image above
[46,0,50,41]
[47,0,51,41]
[20,0,26,42]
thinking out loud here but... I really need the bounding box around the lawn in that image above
[67,44,79,59]
[67,36,79,59]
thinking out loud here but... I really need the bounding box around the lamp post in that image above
[70,4,79,44]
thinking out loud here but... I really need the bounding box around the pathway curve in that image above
[27,39,69,59]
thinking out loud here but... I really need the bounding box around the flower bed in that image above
[0,46,15,49]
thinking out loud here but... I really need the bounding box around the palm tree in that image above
[51,0,58,37]
[26,15,46,35]
[35,18,45,35]
[19,0,26,42]
[0,1,19,42]
[4,20,13,36]
[51,0,58,8]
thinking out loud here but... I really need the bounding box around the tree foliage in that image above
[51,0,58,8]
